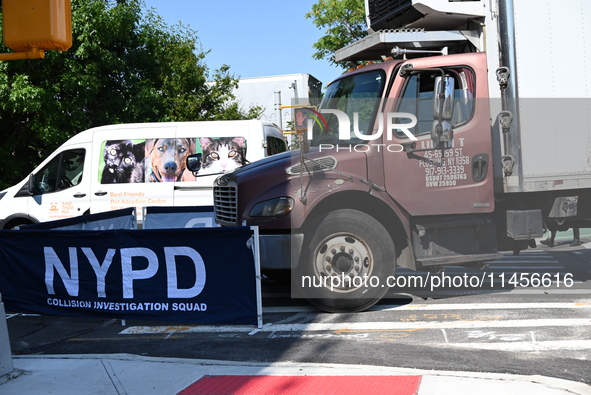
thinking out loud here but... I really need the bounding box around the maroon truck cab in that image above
[213,53,512,312]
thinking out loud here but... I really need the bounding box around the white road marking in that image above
[485,266,563,270]
[408,288,591,296]
[530,331,540,354]
[117,300,591,354]
[444,340,591,351]
[488,261,560,265]
[503,288,591,295]
[265,302,591,313]
[119,318,591,335]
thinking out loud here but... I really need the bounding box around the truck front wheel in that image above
[296,209,396,312]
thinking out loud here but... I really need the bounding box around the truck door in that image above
[382,53,494,216]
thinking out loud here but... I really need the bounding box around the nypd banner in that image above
[0,227,260,326]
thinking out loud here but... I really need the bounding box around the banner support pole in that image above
[251,226,263,329]
[0,293,14,377]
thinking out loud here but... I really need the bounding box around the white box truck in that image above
[209,0,591,312]
[0,120,286,229]
[234,74,323,130]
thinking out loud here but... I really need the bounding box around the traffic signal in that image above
[2,0,72,53]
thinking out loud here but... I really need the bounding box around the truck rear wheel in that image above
[296,209,396,312]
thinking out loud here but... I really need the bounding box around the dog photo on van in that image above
[136,138,197,183]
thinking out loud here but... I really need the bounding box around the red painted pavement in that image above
[178,375,422,395]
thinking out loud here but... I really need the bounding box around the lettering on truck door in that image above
[382,53,494,216]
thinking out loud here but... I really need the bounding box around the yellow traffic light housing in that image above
[1,0,72,60]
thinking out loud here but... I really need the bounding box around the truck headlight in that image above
[250,197,294,217]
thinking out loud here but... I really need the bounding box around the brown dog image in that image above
[132,138,196,183]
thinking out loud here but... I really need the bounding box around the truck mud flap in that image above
[258,233,304,270]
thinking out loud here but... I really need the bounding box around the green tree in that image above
[0,0,260,189]
[306,0,367,68]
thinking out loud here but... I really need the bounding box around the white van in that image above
[0,120,287,229]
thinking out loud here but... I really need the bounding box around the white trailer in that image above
[343,0,591,196]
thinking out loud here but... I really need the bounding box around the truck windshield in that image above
[311,70,385,146]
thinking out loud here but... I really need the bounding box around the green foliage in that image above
[305,0,367,68]
[0,0,260,189]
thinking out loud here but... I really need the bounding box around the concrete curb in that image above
[10,354,591,395]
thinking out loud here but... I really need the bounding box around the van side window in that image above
[34,149,85,194]
[396,68,475,137]
[266,136,287,156]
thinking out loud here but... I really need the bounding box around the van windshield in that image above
[310,70,385,146]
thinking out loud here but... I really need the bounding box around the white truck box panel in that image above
[513,0,591,190]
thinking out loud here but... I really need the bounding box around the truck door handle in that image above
[472,154,489,182]
[94,191,108,196]
[73,193,86,198]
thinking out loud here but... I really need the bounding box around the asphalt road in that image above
[5,241,591,384]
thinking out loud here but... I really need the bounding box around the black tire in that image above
[295,209,396,313]
[5,219,33,230]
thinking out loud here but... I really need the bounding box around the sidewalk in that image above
[1,354,589,395]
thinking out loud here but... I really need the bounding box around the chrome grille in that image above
[214,185,238,223]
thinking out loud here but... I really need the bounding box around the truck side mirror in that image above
[241,146,249,165]
[186,153,202,175]
[431,75,455,146]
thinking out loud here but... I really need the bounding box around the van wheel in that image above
[5,219,33,230]
[295,209,396,313]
